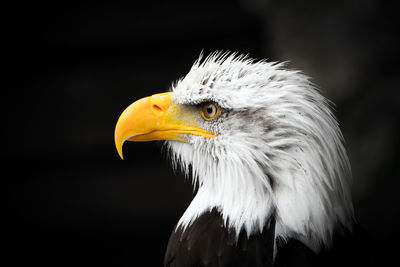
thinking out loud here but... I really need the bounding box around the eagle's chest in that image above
[164,209,275,267]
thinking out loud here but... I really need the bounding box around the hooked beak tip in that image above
[115,136,125,160]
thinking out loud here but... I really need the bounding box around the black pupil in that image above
[206,105,214,115]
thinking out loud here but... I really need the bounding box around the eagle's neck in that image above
[176,156,274,238]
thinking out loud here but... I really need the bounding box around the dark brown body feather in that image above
[164,209,276,267]
[164,209,377,267]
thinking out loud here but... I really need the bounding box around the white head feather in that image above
[166,52,354,253]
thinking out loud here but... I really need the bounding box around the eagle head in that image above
[114,52,354,253]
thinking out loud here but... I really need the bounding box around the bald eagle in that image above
[114,52,354,267]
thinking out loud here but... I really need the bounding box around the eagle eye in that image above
[200,102,220,120]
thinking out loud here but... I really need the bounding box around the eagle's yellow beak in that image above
[114,92,216,159]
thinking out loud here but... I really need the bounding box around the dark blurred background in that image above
[3,0,399,266]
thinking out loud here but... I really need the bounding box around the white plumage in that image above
[166,52,354,253]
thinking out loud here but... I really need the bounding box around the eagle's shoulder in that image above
[164,208,275,267]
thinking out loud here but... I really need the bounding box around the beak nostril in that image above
[152,104,162,111]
